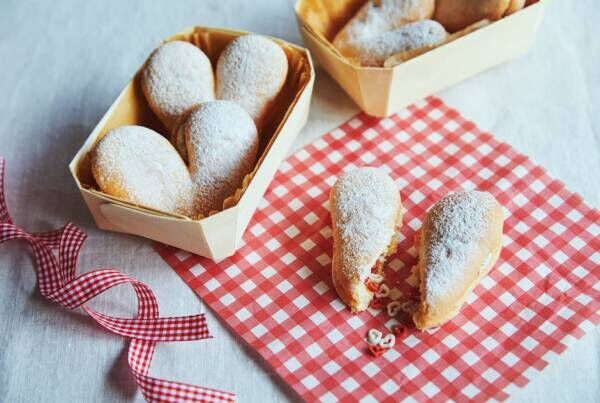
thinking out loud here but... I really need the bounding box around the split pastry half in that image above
[413,191,504,329]
[330,168,403,312]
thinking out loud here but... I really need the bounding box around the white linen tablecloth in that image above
[0,0,598,402]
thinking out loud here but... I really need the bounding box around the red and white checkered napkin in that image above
[156,97,600,401]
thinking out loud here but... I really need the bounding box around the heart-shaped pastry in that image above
[333,0,439,66]
[216,34,288,132]
[412,191,504,330]
[183,101,259,216]
[91,125,194,216]
[435,0,511,32]
[141,41,215,133]
[330,168,403,313]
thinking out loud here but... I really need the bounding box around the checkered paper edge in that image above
[0,158,235,403]
[156,96,600,402]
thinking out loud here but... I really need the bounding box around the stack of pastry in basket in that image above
[91,35,289,218]
[332,0,533,67]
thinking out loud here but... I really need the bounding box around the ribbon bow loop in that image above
[0,158,234,403]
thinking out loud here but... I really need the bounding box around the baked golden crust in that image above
[413,191,504,329]
[435,0,511,32]
[91,126,195,216]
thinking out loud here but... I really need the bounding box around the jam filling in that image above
[371,258,384,274]
[364,278,379,292]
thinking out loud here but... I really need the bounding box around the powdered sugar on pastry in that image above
[336,0,435,38]
[91,126,194,216]
[216,35,288,131]
[332,0,440,66]
[351,20,448,67]
[331,168,400,280]
[185,101,258,216]
[142,41,215,132]
[421,191,496,303]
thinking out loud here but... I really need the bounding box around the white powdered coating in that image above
[421,191,496,303]
[216,35,288,130]
[142,41,215,132]
[333,0,440,66]
[343,20,447,67]
[92,126,194,216]
[186,101,258,215]
[332,168,400,280]
[340,0,429,36]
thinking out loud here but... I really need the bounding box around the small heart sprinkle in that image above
[392,325,408,338]
[379,333,395,349]
[401,301,418,314]
[367,328,383,345]
[368,344,387,357]
[368,273,384,283]
[375,283,390,298]
[387,301,402,317]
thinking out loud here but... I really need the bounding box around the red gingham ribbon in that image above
[0,158,235,403]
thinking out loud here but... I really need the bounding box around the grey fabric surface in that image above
[0,0,598,402]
